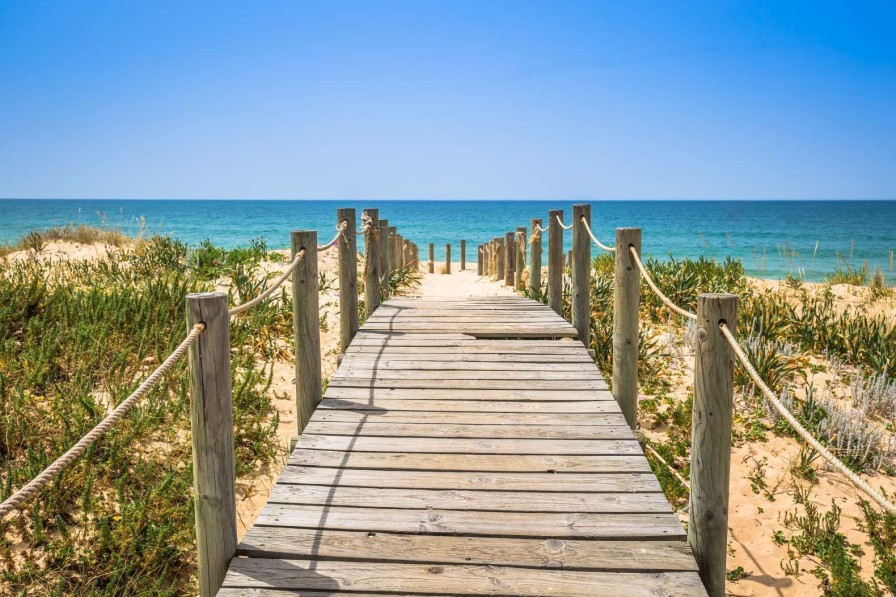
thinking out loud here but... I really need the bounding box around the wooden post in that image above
[292,230,322,433]
[186,292,236,597]
[504,232,515,286]
[571,204,591,347]
[529,218,542,299]
[548,210,563,314]
[515,227,526,291]
[363,209,381,315]
[336,208,359,355]
[613,228,641,429]
[388,226,397,273]
[445,244,451,274]
[379,218,390,299]
[689,293,738,597]
[477,244,483,276]
[428,243,435,273]
[496,237,505,281]
[460,239,466,271]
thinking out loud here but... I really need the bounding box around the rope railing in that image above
[0,323,206,518]
[627,238,896,514]
[580,217,615,252]
[719,322,896,514]
[554,214,572,230]
[628,245,697,320]
[317,221,348,252]
[228,249,305,316]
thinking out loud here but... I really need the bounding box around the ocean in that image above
[1,199,894,282]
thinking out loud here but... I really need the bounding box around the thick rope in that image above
[646,444,690,490]
[0,324,205,518]
[554,214,573,230]
[581,217,615,252]
[317,221,348,252]
[719,323,896,514]
[228,250,305,316]
[629,246,697,320]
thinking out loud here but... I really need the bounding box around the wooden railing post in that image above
[613,227,641,429]
[186,292,236,597]
[428,243,435,273]
[337,208,359,355]
[363,209,381,315]
[571,204,591,346]
[515,227,526,291]
[496,237,505,281]
[388,226,397,273]
[529,218,542,298]
[460,239,466,271]
[690,293,738,597]
[547,209,563,314]
[477,244,483,276]
[379,218,390,299]
[292,230,322,433]
[504,232,515,286]
[445,244,451,274]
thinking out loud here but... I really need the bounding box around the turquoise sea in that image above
[1,199,894,282]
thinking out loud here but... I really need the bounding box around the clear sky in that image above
[1,1,894,200]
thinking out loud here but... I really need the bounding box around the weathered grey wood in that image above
[548,209,563,314]
[504,231,515,286]
[362,208,381,315]
[613,227,641,429]
[292,449,651,472]
[300,421,633,439]
[186,292,236,597]
[297,434,640,454]
[445,243,451,274]
[280,467,662,492]
[388,226,397,274]
[428,243,434,273]
[292,230,321,433]
[571,204,591,347]
[222,560,707,595]
[255,504,683,539]
[476,244,482,275]
[379,218,390,298]
[237,529,699,571]
[318,398,610,412]
[267,484,665,512]
[460,239,466,270]
[315,409,620,426]
[496,237,505,281]
[689,293,738,597]
[529,218,542,298]
[323,386,611,401]
[515,226,526,290]
[336,208,359,355]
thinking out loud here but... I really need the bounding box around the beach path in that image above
[218,264,706,596]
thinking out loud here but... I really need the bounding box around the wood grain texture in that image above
[529,218,542,298]
[291,231,321,434]
[362,208,380,314]
[571,203,591,346]
[336,208,359,355]
[186,292,236,597]
[226,291,701,595]
[548,209,563,314]
[613,227,641,429]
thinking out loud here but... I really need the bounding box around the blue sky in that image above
[0,1,894,199]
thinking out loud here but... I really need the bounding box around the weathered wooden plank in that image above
[322,386,612,400]
[331,369,603,380]
[291,450,651,473]
[236,529,699,571]
[254,504,684,540]
[297,434,642,455]
[301,421,634,439]
[342,352,594,362]
[221,561,707,596]
[339,361,598,371]
[279,467,663,492]
[312,410,624,426]
[317,398,613,413]
[265,485,669,513]
[326,379,605,390]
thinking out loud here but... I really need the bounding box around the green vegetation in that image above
[0,234,291,595]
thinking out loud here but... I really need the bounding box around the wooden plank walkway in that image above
[219,295,706,596]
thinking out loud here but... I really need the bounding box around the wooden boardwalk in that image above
[219,295,706,596]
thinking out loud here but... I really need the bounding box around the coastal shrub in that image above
[0,235,290,595]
